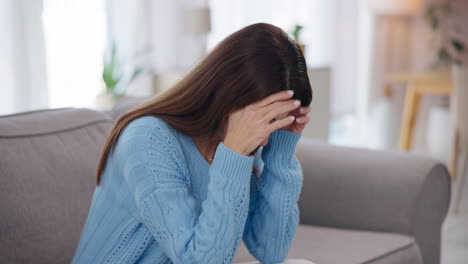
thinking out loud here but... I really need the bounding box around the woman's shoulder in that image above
[115,115,188,172]
[125,115,170,130]
[121,115,175,137]
[116,115,182,153]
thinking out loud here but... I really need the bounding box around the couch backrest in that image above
[0,108,114,264]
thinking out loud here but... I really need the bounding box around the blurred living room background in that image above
[0,0,467,263]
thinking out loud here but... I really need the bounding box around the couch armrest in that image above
[295,138,451,264]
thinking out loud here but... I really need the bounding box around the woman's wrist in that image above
[210,142,255,186]
[262,129,302,162]
[222,138,250,156]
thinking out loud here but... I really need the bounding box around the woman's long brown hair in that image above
[96,23,313,185]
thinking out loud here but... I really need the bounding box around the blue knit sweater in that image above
[72,115,303,264]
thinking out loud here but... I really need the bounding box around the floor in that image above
[441,173,468,264]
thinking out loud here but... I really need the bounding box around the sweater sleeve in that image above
[242,129,303,264]
[120,117,254,264]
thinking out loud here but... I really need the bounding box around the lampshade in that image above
[183,7,211,34]
[368,0,423,15]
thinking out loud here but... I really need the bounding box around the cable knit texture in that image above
[71,115,303,264]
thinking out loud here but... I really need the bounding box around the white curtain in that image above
[0,0,108,114]
[42,0,107,109]
[106,0,210,96]
[208,0,335,68]
[0,0,48,115]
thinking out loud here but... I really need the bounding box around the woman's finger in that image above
[288,105,310,118]
[295,114,310,123]
[268,115,295,133]
[254,90,294,108]
[262,99,300,121]
[298,106,311,115]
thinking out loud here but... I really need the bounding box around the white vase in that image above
[370,98,399,150]
[426,106,452,162]
[451,64,468,146]
[95,92,117,111]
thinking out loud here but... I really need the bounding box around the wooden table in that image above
[386,71,453,150]
[386,71,456,177]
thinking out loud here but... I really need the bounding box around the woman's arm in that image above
[120,117,254,264]
[242,128,303,264]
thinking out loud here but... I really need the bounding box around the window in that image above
[42,0,107,109]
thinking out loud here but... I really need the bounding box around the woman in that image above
[72,22,312,264]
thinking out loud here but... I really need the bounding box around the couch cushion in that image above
[0,108,114,264]
[234,225,422,264]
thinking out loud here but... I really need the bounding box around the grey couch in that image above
[0,99,451,264]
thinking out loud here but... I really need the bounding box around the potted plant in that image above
[291,24,305,55]
[423,1,466,68]
[423,0,467,126]
[424,0,468,187]
[96,42,148,110]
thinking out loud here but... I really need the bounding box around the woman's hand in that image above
[223,90,301,155]
[279,104,310,134]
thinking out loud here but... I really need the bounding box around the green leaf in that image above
[110,42,117,64]
[441,2,451,14]
[102,40,151,96]
[437,47,452,65]
[292,24,303,42]
[423,5,439,30]
[452,39,465,52]
[128,67,144,84]
[438,47,448,59]
[430,16,439,29]
[103,60,119,92]
[102,41,123,94]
